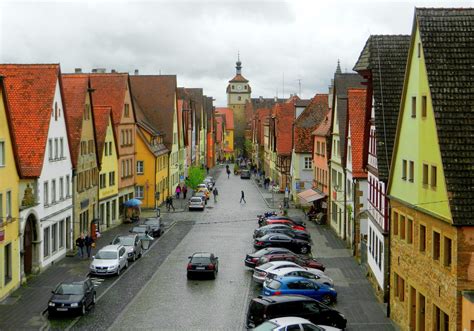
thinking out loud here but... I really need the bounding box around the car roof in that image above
[58,278,89,285]
[116,234,137,239]
[191,252,213,257]
[270,267,310,274]
[100,244,122,251]
[276,276,315,283]
[268,261,301,268]
[268,316,313,325]
[190,196,202,200]
[254,294,315,304]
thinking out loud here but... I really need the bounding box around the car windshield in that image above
[190,198,202,202]
[145,220,159,225]
[253,321,279,331]
[116,237,134,246]
[95,251,118,259]
[191,256,211,264]
[266,280,281,290]
[132,227,146,233]
[55,283,83,295]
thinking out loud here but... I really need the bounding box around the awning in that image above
[297,189,326,204]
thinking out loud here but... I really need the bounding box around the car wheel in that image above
[321,294,332,305]
[81,304,86,316]
[132,252,136,262]
[300,246,309,254]
[92,293,96,305]
[117,267,121,276]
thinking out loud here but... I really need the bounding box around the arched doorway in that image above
[23,214,38,275]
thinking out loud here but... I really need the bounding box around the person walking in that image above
[227,168,231,179]
[182,185,188,199]
[240,190,246,204]
[76,233,85,259]
[175,185,181,199]
[206,166,210,175]
[84,232,94,258]
[213,187,218,202]
[168,196,175,212]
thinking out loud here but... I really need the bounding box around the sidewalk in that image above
[0,209,171,331]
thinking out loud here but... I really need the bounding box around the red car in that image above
[256,252,325,271]
[262,219,306,231]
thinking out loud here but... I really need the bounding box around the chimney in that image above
[111,69,116,73]
[259,96,263,102]
[91,69,97,73]
[74,68,82,73]
[134,69,139,75]
[92,68,106,73]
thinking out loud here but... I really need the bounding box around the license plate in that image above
[196,267,205,270]
[57,308,68,311]
[97,270,106,273]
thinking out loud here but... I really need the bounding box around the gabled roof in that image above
[347,88,368,178]
[313,109,332,137]
[215,116,224,142]
[294,94,329,153]
[92,105,115,165]
[354,34,411,182]
[228,74,248,83]
[215,107,234,129]
[274,103,294,155]
[256,108,271,145]
[0,64,60,178]
[129,75,177,150]
[61,75,90,168]
[413,8,474,225]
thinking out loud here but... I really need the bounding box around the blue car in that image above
[262,276,337,305]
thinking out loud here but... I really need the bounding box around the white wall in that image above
[367,220,385,289]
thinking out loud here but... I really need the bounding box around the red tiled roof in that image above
[92,106,114,165]
[0,64,60,178]
[228,74,248,83]
[61,75,89,168]
[216,116,223,142]
[294,94,329,153]
[215,107,234,130]
[313,109,332,137]
[274,103,294,155]
[256,108,270,145]
[348,88,368,178]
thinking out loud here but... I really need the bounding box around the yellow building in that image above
[94,106,119,231]
[0,80,21,300]
[215,108,234,159]
[387,9,474,331]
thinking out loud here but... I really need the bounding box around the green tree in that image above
[243,139,252,157]
[185,166,206,190]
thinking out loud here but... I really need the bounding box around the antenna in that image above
[282,72,285,99]
[297,78,302,97]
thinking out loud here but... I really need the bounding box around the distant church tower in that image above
[227,54,251,154]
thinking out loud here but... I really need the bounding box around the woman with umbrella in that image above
[123,198,142,223]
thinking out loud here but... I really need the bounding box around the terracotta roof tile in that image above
[215,107,234,129]
[313,110,332,137]
[347,88,368,178]
[92,105,113,164]
[0,64,60,178]
[274,103,294,155]
[294,94,329,153]
[228,74,249,83]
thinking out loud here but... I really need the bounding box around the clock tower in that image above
[226,55,251,154]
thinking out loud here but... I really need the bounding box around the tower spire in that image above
[236,52,242,75]
[336,59,342,74]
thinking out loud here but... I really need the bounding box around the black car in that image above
[254,233,311,254]
[244,247,291,268]
[246,295,346,329]
[187,252,219,279]
[254,224,311,241]
[144,217,163,237]
[48,279,96,317]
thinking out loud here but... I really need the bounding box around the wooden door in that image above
[24,218,33,274]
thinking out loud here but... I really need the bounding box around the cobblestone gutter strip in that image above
[66,221,194,331]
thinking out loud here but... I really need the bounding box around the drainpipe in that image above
[71,169,76,252]
[386,201,392,318]
[352,178,357,256]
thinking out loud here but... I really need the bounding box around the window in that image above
[44,227,50,257]
[417,42,421,58]
[304,157,312,170]
[407,218,413,244]
[419,224,426,252]
[124,104,130,117]
[238,96,242,101]
[109,142,112,155]
[433,231,440,261]
[60,138,64,158]
[434,305,449,331]
[52,223,58,253]
[44,181,49,206]
[54,138,58,159]
[5,191,11,218]
[409,161,414,182]
[66,175,70,197]
[59,177,64,200]
[0,193,3,220]
[109,171,115,186]
[51,180,56,203]
[105,142,108,156]
[422,164,429,185]
[411,97,416,118]
[444,236,452,267]
[402,160,407,180]
[59,220,64,248]
[135,186,144,199]
[48,139,53,160]
[137,161,144,174]
[100,174,106,189]
[321,142,325,156]
[421,96,427,117]
[431,166,437,187]
[112,200,116,221]
[394,273,405,301]
[400,215,406,240]
[0,141,4,165]
[5,243,12,284]
[347,179,352,198]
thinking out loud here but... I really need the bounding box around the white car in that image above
[253,261,306,284]
[89,245,128,276]
[265,267,334,287]
[254,316,341,331]
[189,196,205,211]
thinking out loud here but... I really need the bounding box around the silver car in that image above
[89,245,128,276]
[189,196,205,211]
[112,234,142,261]
[265,267,334,287]
[253,261,306,284]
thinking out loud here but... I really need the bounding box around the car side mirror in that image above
[51,290,55,294]
[92,256,95,259]
[188,256,192,259]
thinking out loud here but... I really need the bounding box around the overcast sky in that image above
[0,0,471,105]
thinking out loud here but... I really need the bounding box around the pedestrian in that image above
[227,168,231,179]
[75,233,85,259]
[240,190,246,204]
[175,185,181,199]
[168,196,175,212]
[213,187,218,202]
[84,232,94,258]
[165,196,170,211]
[182,185,188,199]
[206,166,210,175]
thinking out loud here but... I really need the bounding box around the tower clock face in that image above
[237,85,243,90]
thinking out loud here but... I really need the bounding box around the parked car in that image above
[144,217,163,237]
[197,183,208,190]
[187,252,219,279]
[196,187,210,200]
[254,224,311,241]
[240,169,251,179]
[260,219,306,231]
[189,196,205,211]
[254,233,312,254]
[265,267,334,287]
[203,177,214,189]
[246,295,346,329]
[89,245,128,276]
[193,191,208,205]
[111,234,142,261]
[254,317,341,331]
[253,261,307,284]
[47,278,96,317]
[263,276,337,305]
[244,247,292,268]
[259,215,305,227]
[257,252,325,271]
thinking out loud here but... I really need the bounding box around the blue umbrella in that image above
[123,198,142,207]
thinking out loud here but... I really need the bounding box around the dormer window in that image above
[124,104,130,117]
